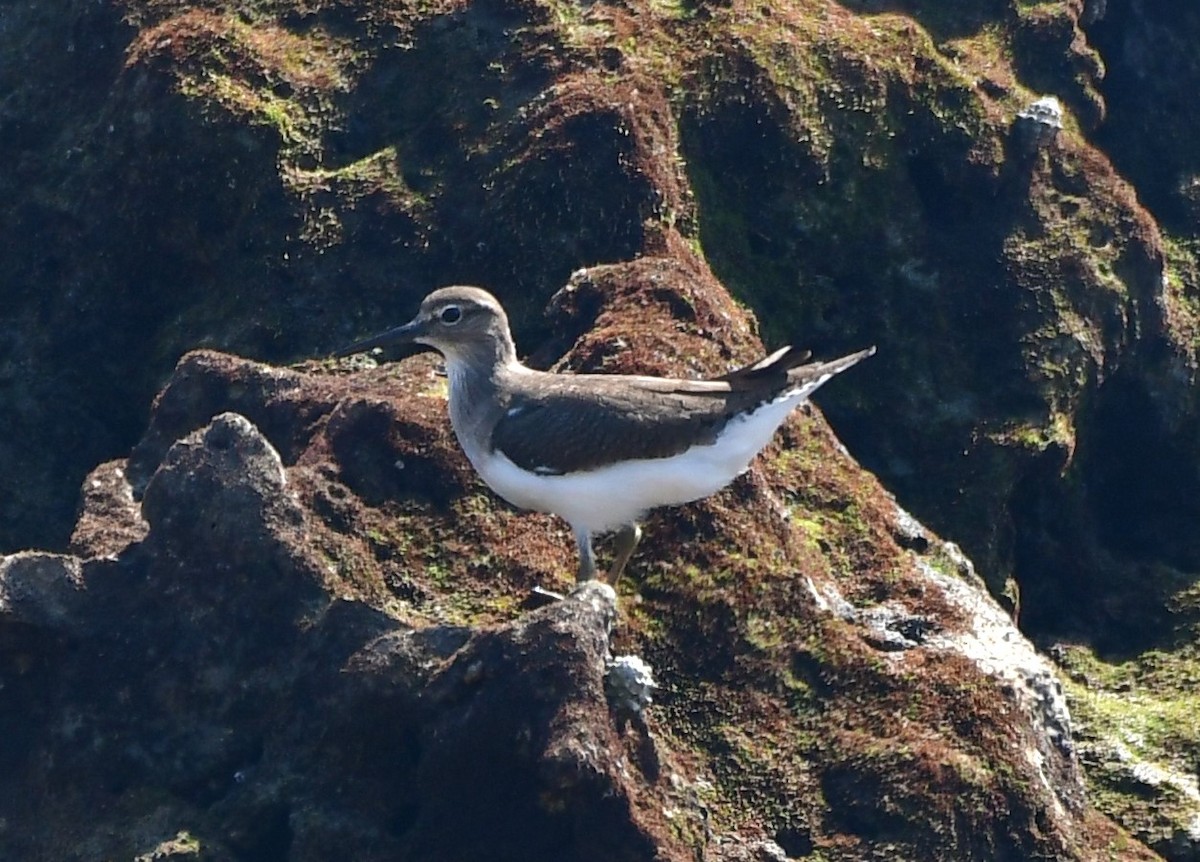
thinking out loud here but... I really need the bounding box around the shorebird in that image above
[338,286,873,586]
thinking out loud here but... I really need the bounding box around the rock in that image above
[916,558,1084,813]
[705,834,792,861]
[889,505,929,553]
[605,653,659,718]
[1,0,1192,849]
[0,552,85,633]
[0,409,701,861]
[345,581,672,861]
[0,336,1167,859]
[1014,95,1065,154]
[69,460,149,559]
[807,512,1087,825]
[140,411,305,563]
[1077,736,1200,860]
[132,831,202,861]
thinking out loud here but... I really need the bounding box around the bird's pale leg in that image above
[576,528,598,583]
[604,524,642,586]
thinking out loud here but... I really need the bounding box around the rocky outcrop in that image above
[1,410,686,861]
[0,258,1162,858]
[2,0,1199,856]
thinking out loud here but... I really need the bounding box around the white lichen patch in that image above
[605,654,658,717]
[806,502,1085,822]
[917,557,1078,814]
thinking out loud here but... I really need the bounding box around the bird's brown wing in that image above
[490,346,874,476]
[489,376,751,475]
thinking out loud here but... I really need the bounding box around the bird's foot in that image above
[531,584,567,600]
[525,584,567,608]
[526,578,618,609]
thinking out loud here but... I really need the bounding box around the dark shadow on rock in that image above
[0,410,674,861]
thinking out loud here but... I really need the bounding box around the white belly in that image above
[456,390,807,535]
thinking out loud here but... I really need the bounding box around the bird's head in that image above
[337,286,515,365]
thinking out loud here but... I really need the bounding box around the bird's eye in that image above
[440,305,463,325]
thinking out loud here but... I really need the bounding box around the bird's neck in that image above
[442,330,524,451]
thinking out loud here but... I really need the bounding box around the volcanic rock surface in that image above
[2,0,1200,857]
[0,264,1159,859]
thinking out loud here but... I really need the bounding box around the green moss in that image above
[791,515,827,554]
[986,410,1076,454]
[1056,643,1200,850]
[647,0,695,23]
[539,0,616,50]
[743,611,785,652]
[1161,234,1200,345]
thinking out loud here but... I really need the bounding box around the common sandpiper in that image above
[339,286,873,586]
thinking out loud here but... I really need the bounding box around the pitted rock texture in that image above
[0,263,1162,860]
[0,412,688,862]
[3,0,1200,855]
